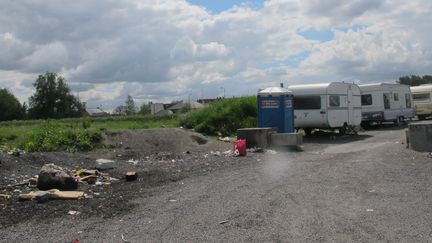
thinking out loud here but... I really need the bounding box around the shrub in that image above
[179,96,257,136]
[19,122,103,152]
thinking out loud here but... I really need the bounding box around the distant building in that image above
[112,105,127,116]
[84,108,108,117]
[149,102,165,115]
[168,101,204,113]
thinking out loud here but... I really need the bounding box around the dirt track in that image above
[1,126,432,242]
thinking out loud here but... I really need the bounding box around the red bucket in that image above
[232,139,247,156]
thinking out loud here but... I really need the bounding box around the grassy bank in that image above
[0,114,178,152]
[179,96,257,136]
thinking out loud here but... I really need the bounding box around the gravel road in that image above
[1,127,432,242]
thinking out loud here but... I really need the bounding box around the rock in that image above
[125,172,138,181]
[95,159,115,170]
[37,163,78,190]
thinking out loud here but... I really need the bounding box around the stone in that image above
[125,171,138,181]
[37,163,78,190]
[95,159,115,170]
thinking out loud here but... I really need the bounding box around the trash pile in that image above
[1,160,138,203]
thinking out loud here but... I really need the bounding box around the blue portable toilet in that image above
[257,86,294,133]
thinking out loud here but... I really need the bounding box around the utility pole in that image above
[220,87,225,98]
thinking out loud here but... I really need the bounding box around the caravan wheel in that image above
[339,124,347,135]
[304,128,312,136]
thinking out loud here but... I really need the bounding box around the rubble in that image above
[37,164,78,190]
[0,194,11,200]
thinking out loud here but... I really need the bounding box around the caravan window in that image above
[361,94,372,106]
[293,96,321,109]
[329,96,340,107]
[413,93,430,101]
[405,94,412,108]
[394,93,399,101]
[383,93,390,109]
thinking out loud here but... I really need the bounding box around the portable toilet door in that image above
[257,87,294,133]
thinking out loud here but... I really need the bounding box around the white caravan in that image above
[359,83,415,125]
[411,84,432,120]
[288,82,362,134]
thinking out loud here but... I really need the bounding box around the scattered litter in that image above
[218,137,231,142]
[266,149,278,154]
[68,210,81,216]
[232,140,247,157]
[169,199,177,202]
[366,209,374,212]
[0,194,11,200]
[247,147,264,153]
[121,234,130,243]
[127,159,138,165]
[219,220,229,225]
[210,151,221,156]
[125,172,138,181]
[7,148,23,157]
[427,153,432,159]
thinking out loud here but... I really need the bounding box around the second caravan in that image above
[288,82,362,134]
[359,83,415,126]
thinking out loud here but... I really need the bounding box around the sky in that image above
[0,0,431,111]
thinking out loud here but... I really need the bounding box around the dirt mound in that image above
[103,128,228,156]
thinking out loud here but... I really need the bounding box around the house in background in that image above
[112,105,127,116]
[168,100,204,113]
[149,102,165,115]
[84,107,108,117]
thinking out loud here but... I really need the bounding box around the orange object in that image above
[232,139,247,156]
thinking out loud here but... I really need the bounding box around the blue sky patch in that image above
[298,28,334,42]
[187,0,263,13]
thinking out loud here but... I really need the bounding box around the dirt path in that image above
[2,127,432,242]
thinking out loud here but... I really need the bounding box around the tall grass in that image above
[179,96,257,136]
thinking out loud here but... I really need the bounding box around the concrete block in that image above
[270,133,303,146]
[408,121,432,152]
[237,128,277,148]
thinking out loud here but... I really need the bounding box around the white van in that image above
[288,82,362,134]
[359,83,415,125]
[411,84,432,120]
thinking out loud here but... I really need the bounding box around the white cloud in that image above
[0,0,431,110]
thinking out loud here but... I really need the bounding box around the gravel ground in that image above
[1,126,432,242]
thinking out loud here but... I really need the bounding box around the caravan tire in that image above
[304,128,312,136]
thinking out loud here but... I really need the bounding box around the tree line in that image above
[0,72,150,121]
[1,73,431,121]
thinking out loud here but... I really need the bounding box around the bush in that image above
[179,96,257,136]
[19,122,103,152]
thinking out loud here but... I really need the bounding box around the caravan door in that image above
[347,84,361,126]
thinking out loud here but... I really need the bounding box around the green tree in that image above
[125,95,136,115]
[138,102,151,115]
[0,88,26,121]
[398,75,432,86]
[28,72,85,119]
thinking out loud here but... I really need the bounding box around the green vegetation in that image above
[399,75,432,86]
[0,88,26,121]
[179,96,257,136]
[0,114,178,152]
[28,72,85,119]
